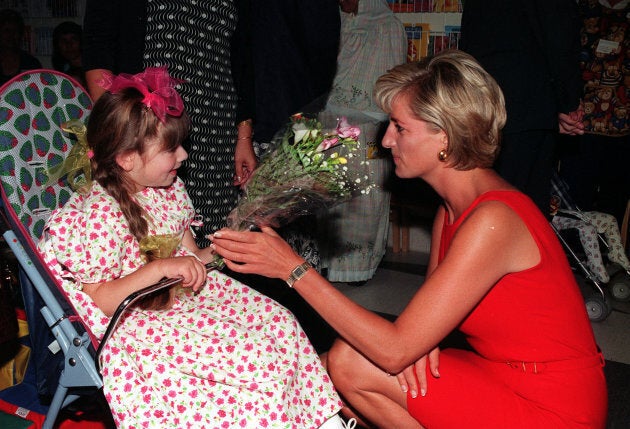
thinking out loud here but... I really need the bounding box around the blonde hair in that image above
[374,49,506,170]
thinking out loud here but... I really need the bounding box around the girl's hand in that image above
[156,256,207,291]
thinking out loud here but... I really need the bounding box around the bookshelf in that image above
[387,0,463,61]
[1,0,85,69]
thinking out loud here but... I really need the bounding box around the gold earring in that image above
[438,149,448,162]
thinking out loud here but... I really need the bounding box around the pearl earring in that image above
[438,149,448,162]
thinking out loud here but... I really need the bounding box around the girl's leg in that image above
[326,339,423,429]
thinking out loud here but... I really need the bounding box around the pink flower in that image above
[316,137,339,152]
[336,116,361,139]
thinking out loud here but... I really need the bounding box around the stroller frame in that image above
[551,171,630,322]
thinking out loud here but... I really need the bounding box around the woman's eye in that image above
[395,124,404,133]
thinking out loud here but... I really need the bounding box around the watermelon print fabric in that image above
[0,70,92,243]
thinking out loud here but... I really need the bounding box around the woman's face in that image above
[381,95,446,179]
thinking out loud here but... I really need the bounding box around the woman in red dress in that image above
[211,49,607,428]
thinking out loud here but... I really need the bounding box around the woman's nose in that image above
[381,124,395,148]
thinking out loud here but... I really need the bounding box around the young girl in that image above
[37,67,348,429]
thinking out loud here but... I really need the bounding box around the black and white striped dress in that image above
[143,0,239,246]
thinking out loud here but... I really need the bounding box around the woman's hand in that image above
[395,347,441,398]
[234,120,257,187]
[210,226,303,281]
[156,256,207,291]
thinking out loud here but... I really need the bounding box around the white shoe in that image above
[344,418,357,429]
[319,415,357,429]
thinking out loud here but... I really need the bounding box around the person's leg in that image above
[328,339,600,429]
[553,215,610,283]
[326,339,423,428]
[587,211,630,271]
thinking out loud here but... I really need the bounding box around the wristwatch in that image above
[286,261,312,288]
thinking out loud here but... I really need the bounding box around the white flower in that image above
[293,122,310,143]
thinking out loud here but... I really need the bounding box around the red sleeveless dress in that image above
[407,191,607,428]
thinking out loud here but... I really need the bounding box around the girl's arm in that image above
[81,255,207,317]
[211,200,540,374]
[181,229,216,265]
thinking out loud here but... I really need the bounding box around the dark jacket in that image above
[83,0,147,75]
[460,0,583,134]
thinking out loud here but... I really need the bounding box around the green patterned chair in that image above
[0,70,184,428]
[0,70,102,429]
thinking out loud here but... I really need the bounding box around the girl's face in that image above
[381,95,446,179]
[125,136,188,192]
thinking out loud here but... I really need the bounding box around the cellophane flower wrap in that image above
[228,113,365,231]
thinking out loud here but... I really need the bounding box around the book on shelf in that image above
[387,0,463,13]
[387,0,417,13]
[432,0,463,12]
[427,25,460,57]
[405,23,430,62]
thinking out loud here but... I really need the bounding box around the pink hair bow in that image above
[99,66,185,123]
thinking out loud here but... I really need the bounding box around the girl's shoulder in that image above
[50,183,120,225]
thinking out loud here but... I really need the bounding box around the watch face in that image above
[287,262,311,287]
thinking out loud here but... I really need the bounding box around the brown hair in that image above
[87,87,190,309]
[374,49,506,170]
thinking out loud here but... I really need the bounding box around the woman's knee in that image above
[326,339,362,392]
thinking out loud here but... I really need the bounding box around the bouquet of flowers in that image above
[210,113,367,269]
[228,113,366,230]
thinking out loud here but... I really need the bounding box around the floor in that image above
[334,247,630,365]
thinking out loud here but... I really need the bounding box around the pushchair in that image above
[550,172,630,322]
[0,70,184,428]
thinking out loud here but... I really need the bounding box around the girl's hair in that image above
[87,88,190,309]
[374,49,506,170]
[88,87,189,243]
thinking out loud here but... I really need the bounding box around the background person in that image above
[52,21,85,87]
[459,0,584,213]
[0,9,41,86]
[317,0,407,285]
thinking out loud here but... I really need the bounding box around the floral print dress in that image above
[37,178,342,429]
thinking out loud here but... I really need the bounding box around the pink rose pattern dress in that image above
[37,178,342,428]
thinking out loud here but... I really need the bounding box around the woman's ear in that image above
[115,151,137,172]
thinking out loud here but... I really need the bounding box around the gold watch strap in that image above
[286,261,312,288]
